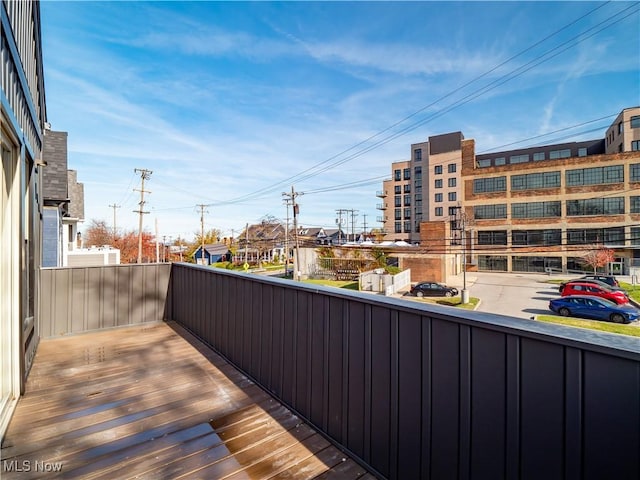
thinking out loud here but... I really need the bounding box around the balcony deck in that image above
[1,322,375,479]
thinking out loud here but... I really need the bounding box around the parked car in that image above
[579,275,620,288]
[549,295,639,324]
[560,281,629,304]
[559,278,625,294]
[409,282,458,297]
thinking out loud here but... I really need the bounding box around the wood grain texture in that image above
[1,322,374,479]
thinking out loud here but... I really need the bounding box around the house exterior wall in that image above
[0,0,47,441]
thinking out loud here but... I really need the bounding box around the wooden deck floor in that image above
[1,322,376,479]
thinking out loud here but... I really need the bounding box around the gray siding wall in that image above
[169,263,640,480]
[42,130,68,201]
[39,264,171,337]
[67,169,84,219]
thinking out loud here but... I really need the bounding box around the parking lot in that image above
[445,271,639,321]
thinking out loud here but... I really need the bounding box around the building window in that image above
[477,159,491,168]
[495,157,506,166]
[435,193,443,202]
[414,148,422,161]
[415,222,421,233]
[631,196,640,214]
[404,194,411,206]
[435,207,443,216]
[533,152,545,161]
[509,154,529,164]
[403,168,411,180]
[404,208,411,218]
[448,192,457,201]
[473,176,506,193]
[448,163,456,173]
[632,164,640,181]
[395,222,402,233]
[414,193,422,201]
[448,206,458,216]
[567,227,625,245]
[404,184,411,193]
[550,149,571,159]
[395,209,402,220]
[394,169,401,181]
[477,255,508,271]
[404,221,411,233]
[394,196,401,207]
[578,147,587,157]
[566,197,624,216]
[394,185,401,194]
[631,227,640,246]
[414,166,422,177]
[477,230,507,245]
[435,179,443,188]
[566,165,624,186]
[511,171,560,190]
[512,201,561,218]
[512,229,561,246]
[448,177,457,187]
[618,122,623,134]
[512,256,561,273]
[631,115,640,128]
[632,141,640,151]
[434,165,443,175]
[474,204,507,220]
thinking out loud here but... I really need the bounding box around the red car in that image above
[560,281,629,305]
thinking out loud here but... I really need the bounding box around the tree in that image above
[82,219,156,263]
[83,219,112,247]
[581,245,615,273]
[183,228,223,263]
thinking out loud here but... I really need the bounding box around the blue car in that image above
[549,295,639,324]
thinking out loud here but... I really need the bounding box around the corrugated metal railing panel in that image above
[39,264,171,337]
[168,263,640,480]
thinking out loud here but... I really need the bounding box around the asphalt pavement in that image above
[446,271,639,320]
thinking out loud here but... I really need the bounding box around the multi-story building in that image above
[410,107,640,275]
[1,0,47,438]
[377,132,472,243]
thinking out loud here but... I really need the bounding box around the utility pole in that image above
[335,209,348,244]
[283,186,303,280]
[282,194,293,276]
[133,168,152,263]
[362,213,368,239]
[196,204,210,265]
[108,203,120,241]
[349,209,359,242]
[452,206,469,304]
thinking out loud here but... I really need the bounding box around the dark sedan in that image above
[408,282,458,298]
[549,295,639,324]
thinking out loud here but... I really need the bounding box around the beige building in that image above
[377,132,472,243]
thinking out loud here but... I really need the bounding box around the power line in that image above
[218,2,634,204]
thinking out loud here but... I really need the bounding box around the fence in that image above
[169,263,640,480]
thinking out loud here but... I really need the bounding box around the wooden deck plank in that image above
[0,322,377,479]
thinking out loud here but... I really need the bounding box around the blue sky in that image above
[40,1,640,242]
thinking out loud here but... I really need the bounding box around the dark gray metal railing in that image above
[39,264,171,337]
[169,263,640,480]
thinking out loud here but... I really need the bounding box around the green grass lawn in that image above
[303,279,360,290]
[536,314,640,337]
[411,296,480,310]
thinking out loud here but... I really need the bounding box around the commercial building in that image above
[379,107,640,274]
[377,132,473,243]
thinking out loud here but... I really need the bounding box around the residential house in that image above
[192,243,233,265]
[1,0,47,438]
